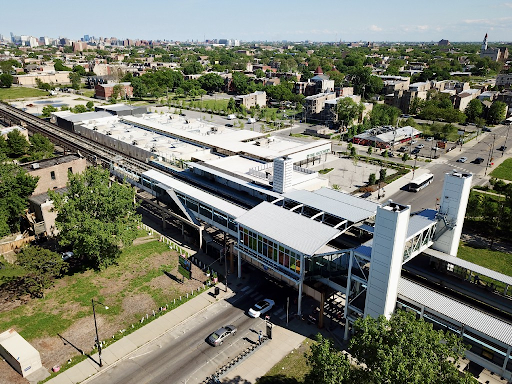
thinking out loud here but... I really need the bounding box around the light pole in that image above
[503,125,510,157]
[484,135,496,176]
[92,299,109,367]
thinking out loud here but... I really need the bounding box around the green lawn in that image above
[257,338,313,383]
[0,87,49,100]
[0,238,195,341]
[490,158,512,181]
[458,242,512,277]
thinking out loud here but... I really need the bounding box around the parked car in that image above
[416,144,425,149]
[411,148,420,155]
[426,137,434,141]
[398,146,407,152]
[225,123,234,127]
[207,325,237,347]
[61,251,74,261]
[248,299,275,318]
[498,145,507,151]
[474,157,485,164]
[482,127,492,132]
[457,157,468,163]
[410,140,417,145]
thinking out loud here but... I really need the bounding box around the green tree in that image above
[29,133,54,160]
[7,129,29,157]
[368,173,377,185]
[487,101,507,125]
[254,69,265,78]
[336,97,364,129]
[72,65,87,76]
[0,160,38,237]
[379,168,387,182]
[41,105,58,118]
[370,104,401,127]
[49,167,140,269]
[367,146,373,155]
[198,73,224,92]
[0,73,13,88]
[232,72,249,94]
[304,334,351,384]
[54,59,72,71]
[350,146,357,157]
[68,72,81,90]
[86,101,94,111]
[71,104,87,113]
[17,246,67,298]
[182,61,203,75]
[464,99,483,123]
[227,97,236,113]
[350,310,476,384]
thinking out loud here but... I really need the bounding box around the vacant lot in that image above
[0,87,49,100]
[0,235,207,382]
[490,158,512,181]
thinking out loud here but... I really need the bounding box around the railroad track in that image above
[0,102,149,173]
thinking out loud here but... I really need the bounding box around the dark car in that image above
[482,127,492,132]
[411,148,420,155]
[398,146,407,152]
[474,157,485,164]
[207,325,237,347]
[225,123,234,127]
[498,145,507,151]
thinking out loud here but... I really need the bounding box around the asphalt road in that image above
[86,270,299,384]
[390,124,511,212]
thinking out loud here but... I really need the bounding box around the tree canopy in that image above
[49,167,140,269]
[17,246,67,298]
[0,158,39,237]
[349,310,476,384]
[336,97,364,128]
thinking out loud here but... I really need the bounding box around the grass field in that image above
[490,158,512,181]
[458,242,512,277]
[0,87,49,100]
[257,338,313,383]
[0,237,202,341]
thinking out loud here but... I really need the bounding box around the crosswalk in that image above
[240,286,289,321]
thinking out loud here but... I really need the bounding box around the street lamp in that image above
[484,135,496,176]
[92,299,109,367]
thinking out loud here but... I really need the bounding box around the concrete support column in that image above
[198,226,203,249]
[298,280,303,316]
[318,291,325,329]
[344,252,354,341]
[237,251,242,279]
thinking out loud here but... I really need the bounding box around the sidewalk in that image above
[46,283,236,384]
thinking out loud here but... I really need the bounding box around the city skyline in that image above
[2,0,512,44]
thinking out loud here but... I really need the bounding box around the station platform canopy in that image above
[398,278,512,347]
[282,187,380,225]
[236,201,341,256]
[423,248,512,286]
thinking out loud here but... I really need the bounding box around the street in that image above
[85,270,300,384]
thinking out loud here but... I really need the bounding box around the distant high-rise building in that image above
[84,34,90,42]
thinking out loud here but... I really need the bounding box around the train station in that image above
[1,102,511,380]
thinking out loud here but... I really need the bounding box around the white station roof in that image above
[236,201,341,255]
[283,187,380,223]
[142,169,247,218]
[398,278,512,346]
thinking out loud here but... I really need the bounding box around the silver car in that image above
[207,325,237,347]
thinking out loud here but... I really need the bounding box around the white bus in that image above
[409,173,434,192]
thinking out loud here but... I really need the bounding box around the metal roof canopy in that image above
[142,169,247,218]
[423,248,512,286]
[406,213,437,240]
[283,188,379,224]
[398,278,512,346]
[236,201,341,256]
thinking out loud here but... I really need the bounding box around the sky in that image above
[2,0,511,43]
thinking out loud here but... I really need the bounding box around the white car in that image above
[416,144,425,149]
[61,251,74,261]
[426,137,434,142]
[248,299,275,318]
[457,157,467,163]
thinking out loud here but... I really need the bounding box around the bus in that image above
[409,173,434,192]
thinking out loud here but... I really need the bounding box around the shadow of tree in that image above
[255,375,300,384]
[220,375,252,383]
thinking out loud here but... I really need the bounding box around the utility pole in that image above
[503,125,510,157]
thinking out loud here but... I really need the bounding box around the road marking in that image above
[128,350,153,359]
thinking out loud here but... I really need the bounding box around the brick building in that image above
[94,82,133,100]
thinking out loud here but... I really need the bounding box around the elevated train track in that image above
[0,102,149,173]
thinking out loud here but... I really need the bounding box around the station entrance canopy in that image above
[279,188,380,232]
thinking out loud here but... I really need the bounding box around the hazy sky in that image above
[2,0,511,43]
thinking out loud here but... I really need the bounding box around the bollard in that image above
[179,296,182,301]
[173,299,175,305]
[186,293,189,299]
[152,310,155,316]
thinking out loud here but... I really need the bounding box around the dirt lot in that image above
[0,238,207,384]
